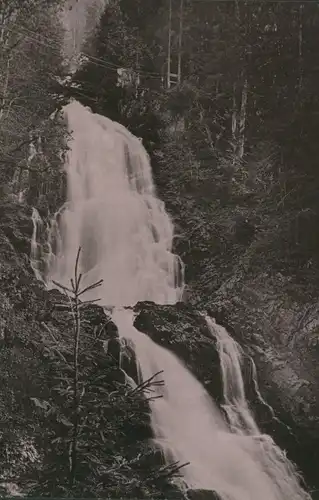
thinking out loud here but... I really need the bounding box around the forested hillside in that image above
[0,0,69,212]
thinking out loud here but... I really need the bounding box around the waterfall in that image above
[40,100,310,499]
[205,316,308,497]
[31,207,58,282]
[30,208,45,282]
[205,316,259,435]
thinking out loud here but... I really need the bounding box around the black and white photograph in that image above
[0,0,319,498]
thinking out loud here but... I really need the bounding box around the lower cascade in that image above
[32,100,311,499]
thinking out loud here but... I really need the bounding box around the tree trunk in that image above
[177,0,184,85]
[238,76,248,160]
[0,56,11,122]
[231,82,238,158]
[167,0,172,88]
[298,4,304,91]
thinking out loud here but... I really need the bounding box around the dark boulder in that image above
[133,301,224,406]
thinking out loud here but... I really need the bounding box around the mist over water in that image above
[38,100,311,499]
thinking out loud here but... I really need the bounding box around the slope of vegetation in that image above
[0,0,68,212]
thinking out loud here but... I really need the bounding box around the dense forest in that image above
[2,0,319,498]
[0,0,68,210]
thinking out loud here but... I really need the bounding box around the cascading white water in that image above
[41,100,311,500]
[205,316,310,498]
[205,316,259,435]
[205,316,283,430]
[31,208,46,282]
[47,100,184,305]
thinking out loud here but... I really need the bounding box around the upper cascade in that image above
[45,100,184,306]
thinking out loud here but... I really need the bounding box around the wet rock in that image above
[133,301,224,406]
[106,337,121,364]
